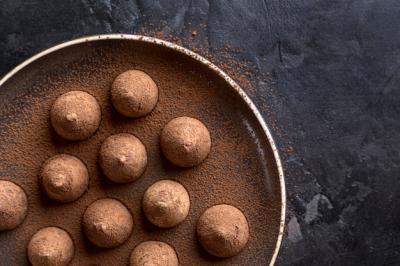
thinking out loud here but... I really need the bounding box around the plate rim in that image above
[0,34,286,265]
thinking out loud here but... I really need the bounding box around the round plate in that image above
[0,35,285,265]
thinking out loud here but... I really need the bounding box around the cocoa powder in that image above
[0,40,281,265]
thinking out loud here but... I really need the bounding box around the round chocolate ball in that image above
[111,70,158,118]
[0,180,27,231]
[143,180,190,228]
[28,227,74,266]
[99,133,147,183]
[197,204,249,258]
[160,116,211,167]
[83,198,133,248]
[41,154,89,203]
[130,241,179,266]
[50,90,101,141]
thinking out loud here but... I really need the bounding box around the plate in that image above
[0,35,285,265]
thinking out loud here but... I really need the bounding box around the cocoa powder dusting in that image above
[0,40,281,265]
[135,26,269,95]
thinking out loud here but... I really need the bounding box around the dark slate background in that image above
[1,1,399,265]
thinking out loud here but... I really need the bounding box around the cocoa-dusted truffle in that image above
[160,116,211,167]
[99,133,147,183]
[197,204,249,258]
[0,180,27,231]
[27,227,74,266]
[143,180,190,228]
[41,154,89,203]
[83,198,133,248]
[111,70,158,118]
[130,241,179,266]
[50,91,101,141]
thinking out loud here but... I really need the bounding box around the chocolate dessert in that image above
[99,133,147,183]
[50,90,101,141]
[111,70,158,118]
[0,180,27,231]
[82,198,133,248]
[160,116,211,167]
[0,40,281,265]
[41,154,89,203]
[197,204,249,258]
[27,227,74,266]
[130,241,179,266]
[142,180,190,228]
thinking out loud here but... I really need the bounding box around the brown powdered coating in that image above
[111,70,158,118]
[82,198,133,248]
[160,116,211,167]
[0,40,282,265]
[197,204,250,258]
[27,227,74,266]
[50,91,101,141]
[41,154,89,203]
[99,133,147,183]
[143,180,190,228]
[0,180,27,231]
[130,241,179,266]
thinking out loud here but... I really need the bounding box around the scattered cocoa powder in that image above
[0,39,282,265]
[135,26,263,94]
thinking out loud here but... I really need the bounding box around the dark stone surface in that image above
[1,1,399,265]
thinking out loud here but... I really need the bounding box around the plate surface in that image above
[0,35,285,265]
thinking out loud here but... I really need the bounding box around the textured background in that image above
[1,1,400,265]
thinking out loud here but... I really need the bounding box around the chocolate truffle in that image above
[27,227,74,266]
[143,180,190,228]
[160,116,211,167]
[0,180,27,231]
[130,241,179,266]
[41,154,89,203]
[99,133,147,183]
[111,70,158,118]
[83,198,133,248]
[197,204,249,258]
[50,90,101,141]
